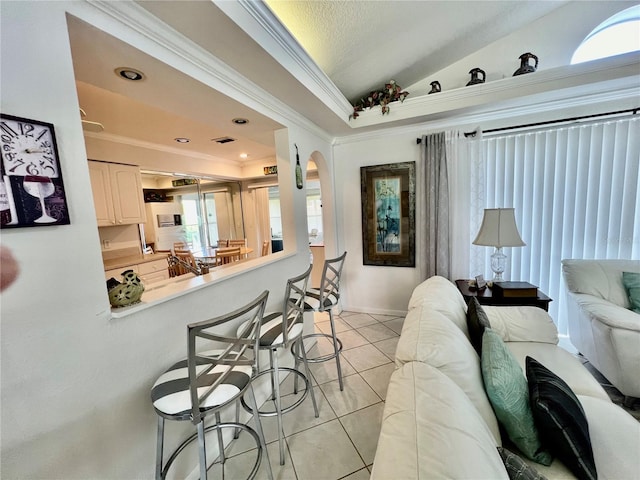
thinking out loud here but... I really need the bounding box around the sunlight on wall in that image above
[571,5,640,64]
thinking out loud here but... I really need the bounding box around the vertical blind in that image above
[478,116,639,334]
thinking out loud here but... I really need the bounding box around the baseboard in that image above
[340,304,408,317]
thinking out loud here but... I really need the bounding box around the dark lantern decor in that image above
[513,53,539,76]
[466,68,486,86]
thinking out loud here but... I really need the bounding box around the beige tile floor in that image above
[215,310,402,480]
[203,310,638,480]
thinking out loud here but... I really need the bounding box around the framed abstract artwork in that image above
[0,113,71,228]
[360,161,415,267]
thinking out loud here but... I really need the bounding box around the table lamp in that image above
[472,208,525,281]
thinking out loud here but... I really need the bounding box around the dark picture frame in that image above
[0,113,70,228]
[361,161,415,267]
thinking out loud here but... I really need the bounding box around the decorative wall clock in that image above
[0,113,70,227]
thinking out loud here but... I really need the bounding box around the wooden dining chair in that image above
[174,249,198,275]
[229,239,248,258]
[216,239,229,248]
[261,240,270,256]
[173,241,188,251]
[156,250,180,277]
[215,247,242,266]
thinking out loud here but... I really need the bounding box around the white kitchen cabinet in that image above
[89,161,146,226]
[89,161,116,226]
[137,258,170,284]
[105,266,137,280]
[105,258,169,285]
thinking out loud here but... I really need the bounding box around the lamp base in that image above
[490,247,507,282]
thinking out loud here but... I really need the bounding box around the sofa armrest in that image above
[572,293,640,331]
[483,306,559,344]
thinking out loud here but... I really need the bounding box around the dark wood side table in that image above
[455,279,552,311]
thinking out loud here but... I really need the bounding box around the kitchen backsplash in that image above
[99,224,142,259]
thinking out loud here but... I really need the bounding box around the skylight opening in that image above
[571,5,640,64]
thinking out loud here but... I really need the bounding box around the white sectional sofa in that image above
[562,259,640,401]
[371,276,640,480]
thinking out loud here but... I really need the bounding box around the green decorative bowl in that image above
[107,270,145,308]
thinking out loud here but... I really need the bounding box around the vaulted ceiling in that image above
[69,1,639,169]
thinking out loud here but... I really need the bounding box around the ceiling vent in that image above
[212,137,236,144]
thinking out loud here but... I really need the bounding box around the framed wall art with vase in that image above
[360,161,415,267]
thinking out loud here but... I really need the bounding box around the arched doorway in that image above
[306,151,337,287]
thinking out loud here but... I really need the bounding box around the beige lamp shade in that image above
[473,208,526,247]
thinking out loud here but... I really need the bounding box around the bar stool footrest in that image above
[240,367,310,417]
[160,421,262,480]
[291,333,343,364]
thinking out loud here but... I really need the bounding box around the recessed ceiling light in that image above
[232,118,249,125]
[115,67,145,81]
[174,137,190,143]
[240,153,248,159]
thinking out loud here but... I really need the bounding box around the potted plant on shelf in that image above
[350,80,409,119]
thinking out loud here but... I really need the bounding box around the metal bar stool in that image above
[151,291,274,480]
[292,252,347,391]
[237,265,319,465]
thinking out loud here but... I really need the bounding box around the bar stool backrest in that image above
[186,290,269,424]
[317,252,347,312]
[281,265,312,345]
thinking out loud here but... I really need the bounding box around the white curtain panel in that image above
[448,130,486,280]
[477,116,640,334]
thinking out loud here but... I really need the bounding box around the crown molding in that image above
[83,1,333,143]
[217,0,353,120]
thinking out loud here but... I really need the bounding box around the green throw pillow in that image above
[622,271,640,314]
[482,329,552,465]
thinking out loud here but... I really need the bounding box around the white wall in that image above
[333,135,422,315]
[0,2,330,478]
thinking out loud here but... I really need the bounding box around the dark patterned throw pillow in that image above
[526,356,598,480]
[498,447,548,480]
[467,297,491,354]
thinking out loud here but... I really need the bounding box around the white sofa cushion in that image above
[524,396,640,480]
[562,259,640,308]
[396,304,501,443]
[371,362,508,480]
[572,293,640,331]
[563,259,640,398]
[506,342,609,401]
[484,305,559,344]
[408,276,469,336]
[577,395,640,480]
